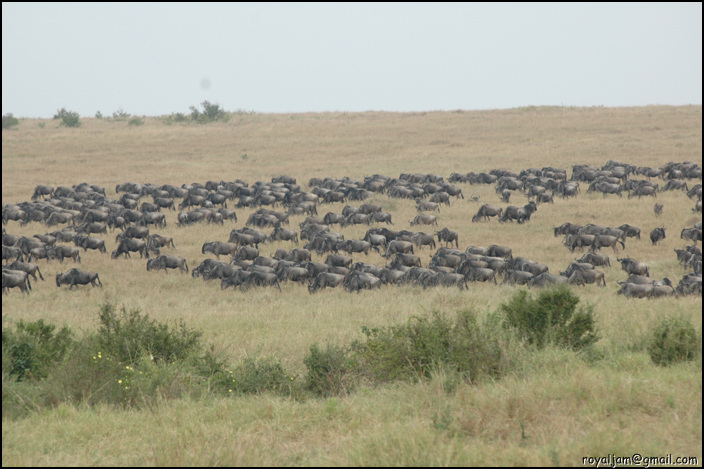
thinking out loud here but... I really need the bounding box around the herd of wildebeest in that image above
[2,159,702,298]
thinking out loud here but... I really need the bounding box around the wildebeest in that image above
[410,232,436,251]
[202,241,238,259]
[617,224,641,240]
[389,253,422,269]
[527,272,568,287]
[112,238,149,259]
[384,240,414,258]
[50,245,82,263]
[31,185,54,200]
[308,272,346,294]
[436,228,459,248]
[410,214,438,227]
[617,257,650,277]
[74,235,107,254]
[56,268,103,289]
[681,228,702,245]
[472,204,503,223]
[146,255,189,274]
[5,261,44,281]
[2,269,32,294]
[568,269,606,287]
[649,227,666,246]
[343,271,381,293]
[616,282,653,298]
[654,203,663,216]
[416,200,440,212]
[500,202,537,223]
[576,252,611,267]
[590,234,624,253]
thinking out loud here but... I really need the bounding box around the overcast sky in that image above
[2,3,701,118]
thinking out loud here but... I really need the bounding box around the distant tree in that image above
[2,113,20,130]
[53,107,81,128]
[189,101,230,124]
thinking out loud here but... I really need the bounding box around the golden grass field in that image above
[2,105,702,466]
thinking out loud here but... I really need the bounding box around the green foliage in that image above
[160,112,189,125]
[189,100,230,124]
[647,316,700,366]
[500,286,599,351]
[2,319,74,381]
[53,107,81,127]
[95,110,103,119]
[227,356,295,396]
[352,310,509,386]
[128,116,144,127]
[303,343,353,397]
[2,113,20,130]
[96,303,203,365]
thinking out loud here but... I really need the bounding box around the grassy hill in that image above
[2,106,701,466]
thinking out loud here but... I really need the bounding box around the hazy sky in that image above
[2,3,701,118]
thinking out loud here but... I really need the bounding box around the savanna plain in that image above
[2,106,702,466]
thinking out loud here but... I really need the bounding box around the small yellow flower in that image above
[118,379,122,384]
[229,389,232,393]
[125,386,129,390]
[126,366,131,370]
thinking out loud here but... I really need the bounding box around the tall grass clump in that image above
[499,285,599,351]
[647,316,701,366]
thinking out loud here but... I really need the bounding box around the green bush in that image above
[189,100,230,124]
[2,113,20,130]
[303,343,353,397]
[128,116,144,127]
[499,286,599,351]
[2,319,74,381]
[647,317,700,366]
[96,303,203,365]
[53,107,81,127]
[226,356,294,396]
[351,310,509,386]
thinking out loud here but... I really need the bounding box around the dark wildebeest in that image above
[436,228,459,248]
[146,255,189,274]
[681,228,702,245]
[576,252,611,267]
[308,272,346,294]
[31,185,54,200]
[617,224,641,240]
[50,245,82,263]
[649,227,666,246]
[2,269,32,294]
[74,235,107,254]
[384,240,414,258]
[56,268,102,289]
[112,238,149,259]
[500,202,537,223]
[343,271,381,293]
[654,203,663,216]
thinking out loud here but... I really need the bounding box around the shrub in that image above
[189,100,230,124]
[647,317,700,366]
[128,116,144,127]
[303,343,353,397]
[227,356,294,396]
[500,286,599,351]
[351,310,509,386]
[112,107,130,121]
[96,303,203,365]
[2,319,74,381]
[2,113,20,130]
[53,107,81,127]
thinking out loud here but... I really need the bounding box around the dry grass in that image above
[2,106,702,466]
